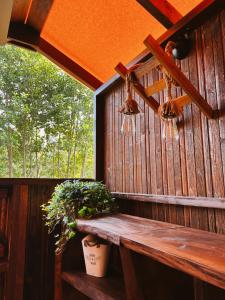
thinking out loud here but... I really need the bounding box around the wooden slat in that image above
[145,78,166,97]
[115,62,159,113]
[137,0,182,28]
[6,185,28,300]
[144,34,215,119]
[173,94,191,107]
[134,58,160,79]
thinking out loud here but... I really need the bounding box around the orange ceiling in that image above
[41,0,202,84]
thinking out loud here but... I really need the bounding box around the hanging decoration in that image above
[119,71,141,136]
[157,41,183,141]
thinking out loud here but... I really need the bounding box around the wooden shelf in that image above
[62,270,126,300]
[77,213,225,291]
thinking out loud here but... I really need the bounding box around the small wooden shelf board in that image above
[76,213,225,291]
[62,270,125,300]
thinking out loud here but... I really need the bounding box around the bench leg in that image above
[119,247,144,300]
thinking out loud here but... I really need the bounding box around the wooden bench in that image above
[57,213,225,300]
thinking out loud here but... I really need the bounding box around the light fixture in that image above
[119,72,140,136]
[158,99,182,141]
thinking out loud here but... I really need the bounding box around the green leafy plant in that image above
[42,180,116,252]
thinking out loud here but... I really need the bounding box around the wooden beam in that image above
[8,22,102,90]
[115,62,159,113]
[38,39,103,90]
[158,0,225,45]
[144,34,215,119]
[137,0,182,28]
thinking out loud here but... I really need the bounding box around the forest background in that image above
[0,45,94,178]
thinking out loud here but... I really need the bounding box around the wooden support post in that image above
[115,62,159,113]
[120,247,144,300]
[144,34,216,119]
[55,253,62,300]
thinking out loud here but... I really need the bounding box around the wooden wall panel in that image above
[104,11,225,199]
[24,184,56,300]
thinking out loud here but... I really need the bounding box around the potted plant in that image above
[42,180,117,277]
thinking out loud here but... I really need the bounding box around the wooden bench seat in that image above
[77,213,225,291]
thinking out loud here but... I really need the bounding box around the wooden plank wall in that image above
[104,10,225,198]
[0,180,64,300]
[24,183,56,300]
[102,11,225,298]
[102,10,225,248]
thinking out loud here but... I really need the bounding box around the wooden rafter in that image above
[144,34,216,119]
[137,0,182,28]
[158,0,225,45]
[115,62,159,113]
[38,39,102,90]
[7,21,103,90]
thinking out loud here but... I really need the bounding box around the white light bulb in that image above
[121,114,136,136]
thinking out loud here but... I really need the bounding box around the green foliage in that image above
[0,45,94,178]
[42,180,117,252]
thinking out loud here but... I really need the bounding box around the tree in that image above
[0,45,94,178]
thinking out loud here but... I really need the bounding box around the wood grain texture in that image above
[6,185,28,300]
[62,271,125,300]
[76,213,225,290]
[104,10,225,200]
[119,247,144,300]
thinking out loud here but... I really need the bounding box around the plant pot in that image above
[82,234,110,277]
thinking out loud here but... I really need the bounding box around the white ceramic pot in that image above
[82,234,110,277]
